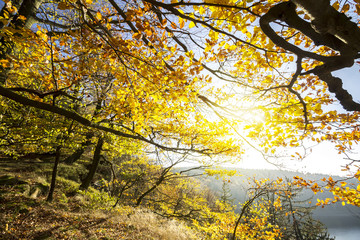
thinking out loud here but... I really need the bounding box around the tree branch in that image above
[0,86,214,154]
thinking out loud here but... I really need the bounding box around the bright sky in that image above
[235,65,360,177]
[236,142,357,176]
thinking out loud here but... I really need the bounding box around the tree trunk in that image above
[64,132,93,164]
[135,184,158,207]
[64,148,85,164]
[46,145,61,202]
[80,137,104,190]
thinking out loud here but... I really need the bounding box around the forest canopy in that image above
[0,0,360,236]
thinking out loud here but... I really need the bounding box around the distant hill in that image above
[175,167,360,229]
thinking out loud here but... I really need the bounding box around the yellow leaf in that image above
[145,29,152,36]
[179,18,184,29]
[189,21,196,29]
[18,15,26,21]
[96,12,102,21]
[133,32,142,40]
[36,30,48,42]
[356,5,360,15]
[341,4,350,13]
[0,59,10,68]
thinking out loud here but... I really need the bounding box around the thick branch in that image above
[261,1,360,112]
[7,87,80,101]
[317,73,360,111]
[292,0,360,51]
[259,2,343,61]
[279,1,349,53]
[0,86,212,154]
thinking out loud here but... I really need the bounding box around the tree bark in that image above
[46,145,61,202]
[135,166,172,207]
[64,132,94,164]
[80,137,104,190]
[292,0,360,50]
[260,1,360,112]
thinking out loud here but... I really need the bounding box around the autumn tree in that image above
[0,0,242,157]
[1,0,360,224]
[220,178,234,206]
[0,0,243,200]
[231,178,335,240]
[263,178,335,240]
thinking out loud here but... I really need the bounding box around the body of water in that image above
[328,228,360,240]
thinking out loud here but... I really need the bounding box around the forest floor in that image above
[0,158,196,240]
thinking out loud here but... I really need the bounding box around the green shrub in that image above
[78,188,115,210]
[56,177,80,196]
[57,163,88,182]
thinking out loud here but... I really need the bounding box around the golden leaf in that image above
[189,21,196,29]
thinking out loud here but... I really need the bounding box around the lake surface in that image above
[328,228,360,240]
[313,204,360,240]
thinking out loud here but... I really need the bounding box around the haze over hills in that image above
[176,167,360,230]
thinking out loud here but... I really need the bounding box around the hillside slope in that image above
[0,158,198,240]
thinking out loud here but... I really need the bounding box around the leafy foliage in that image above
[0,0,360,238]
